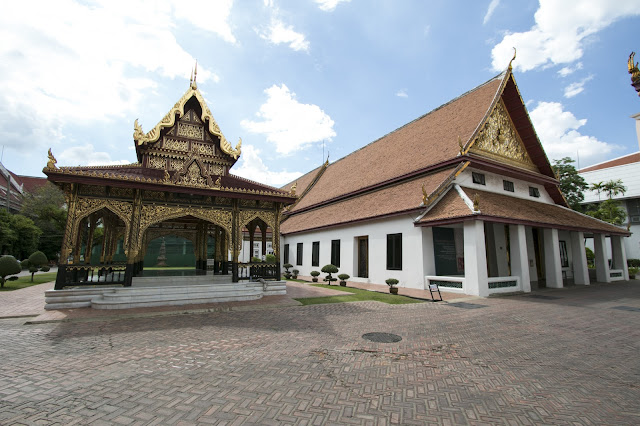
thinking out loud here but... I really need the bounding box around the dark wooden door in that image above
[357,237,368,278]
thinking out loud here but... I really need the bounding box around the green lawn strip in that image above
[144,266,196,270]
[0,272,58,291]
[294,284,423,305]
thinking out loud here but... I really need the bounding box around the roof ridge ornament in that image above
[629,52,640,96]
[46,148,58,170]
[190,61,198,90]
[508,47,516,70]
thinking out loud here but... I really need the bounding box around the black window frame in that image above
[330,239,340,267]
[283,244,289,264]
[472,172,486,185]
[312,241,320,267]
[296,243,303,266]
[386,233,402,271]
[503,180,514,192]
[529,186,540,198]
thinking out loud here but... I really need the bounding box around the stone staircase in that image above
[44,276,286,310]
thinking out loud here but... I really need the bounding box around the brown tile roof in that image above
[289,74,504,212]
[578,152,640,173]
[281,167,456,234]
[281,163,325,195]
[418,186,629,235]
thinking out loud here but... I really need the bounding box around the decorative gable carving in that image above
[470,100,537,172]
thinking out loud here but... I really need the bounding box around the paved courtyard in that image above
[0,281,639,425]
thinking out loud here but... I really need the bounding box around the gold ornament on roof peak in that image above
[46,148,58,170]
[290,181,297,195]
[458,136,464,155]
[473,193,480,212]
[628,51,640,96]
[508,47,516,70]
[421,184,429,205]
[190,61,198,90]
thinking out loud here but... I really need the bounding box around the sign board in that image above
[428,282,443,302]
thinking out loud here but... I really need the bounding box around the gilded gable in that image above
[469,100,537,172]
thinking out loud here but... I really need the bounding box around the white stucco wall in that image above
[581,161,640,203]
[457,167,555,204]
[281,214,426,289]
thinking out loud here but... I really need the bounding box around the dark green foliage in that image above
[385,278,399,287]
[0,255,21,287]
[11,215,41,260]
[628,259,640,267]
[321,264,338,284]
[338,273,350,281]
[265,254,276,263]
[585,247,595,268]
[251,256,262,263]
[20,182,66,262]
[283,263,293,279]
[586,199,627,225]
[292,269,299,278]
[310,270,320,277]
[26,251,48,282]
[552,157,588,211]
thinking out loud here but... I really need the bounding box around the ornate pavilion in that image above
[44,73,296,292]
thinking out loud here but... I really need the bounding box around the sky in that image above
[1,0,640,186]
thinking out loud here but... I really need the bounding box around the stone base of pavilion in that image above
[44,275,286,310]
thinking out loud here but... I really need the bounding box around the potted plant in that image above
[321,264,338,285]
[310,270,320,282]
[386,278,399,294]
[338,273,350,287]
[292,269,299,279]
[265,254,276,263]
[251,256,262,263]
[629,267,639,279]
[283,263,293,280]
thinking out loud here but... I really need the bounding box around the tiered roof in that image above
[281,66,629,237]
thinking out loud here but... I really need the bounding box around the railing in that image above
[55,263,128,289]
[236,262,279,281]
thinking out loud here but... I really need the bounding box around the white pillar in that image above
[570,231,590,285]
[543,228,563,288]
[593,233,610,283]
[509,224,531,293]
[611,235,629,280]
[421,227,436,288]
[464,220,488,297]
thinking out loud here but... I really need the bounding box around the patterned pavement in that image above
[0,281,639,425]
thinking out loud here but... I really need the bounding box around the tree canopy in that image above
[551,157,588,211]
[20,182,66,261]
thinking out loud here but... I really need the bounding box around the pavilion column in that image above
[100,218,109,264]
[611,235,629,280]
[273,205,281,279]
[509,224,531,293]
[55,184,79,290]
[231,201,239,281]
[124,190,143,286]
[248,222,255,261]
[261,225,267,258]
[543,228,563,288]
[73,218,86,263]
[464,220,488,297]
[570,231,590,285]
[593,233,610,283]
[84,215,96,265]
[214,226,221,273]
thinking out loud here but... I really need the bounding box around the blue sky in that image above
[1,0,639,185]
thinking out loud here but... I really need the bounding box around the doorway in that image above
[357,236,368,278]
[532,228,545,287]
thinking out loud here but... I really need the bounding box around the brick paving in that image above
[0,281,638,424]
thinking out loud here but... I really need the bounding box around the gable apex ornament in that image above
[473,193,480,212]
[629,51,640,96]
[508,47,516,70]
[421,184,429,205]
[46,148,58,170]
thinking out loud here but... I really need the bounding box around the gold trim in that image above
[133,86,241,159]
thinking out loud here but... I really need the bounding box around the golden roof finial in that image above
[473,193,480,212]
[629,52,640,96]
[290,181,297,195]
[46,148,58,170]
[190,61,198,89]
[508,47,516,70]
[458,135,464,155]
[422,184,429,205]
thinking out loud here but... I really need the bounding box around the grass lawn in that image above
[0,272,58,292]
[144,266,195,270]
[294,284,424,305]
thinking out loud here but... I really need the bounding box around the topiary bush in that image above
[310,270,320,282]
[25,251,50,282]
[283,263,293,279]
[628,259,640,268]
[251,256,262,263]
[321,264,338,284]
[265,254,276,263]
[338,273,349,286]
[385,278,399,287]
[0,255,22,288]
[292,269,299,279]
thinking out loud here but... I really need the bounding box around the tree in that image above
[11,215,41,260]
[589,181,605,201]
[552,157,588,211]
[586,199,627,225]
[23,251,50,282]
[20,182,67,261]
[602,179,626,200]
[0,210,17,255]
[0,255,21,288]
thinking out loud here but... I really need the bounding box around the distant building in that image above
[0,162,48,213]
[579,113,640,261]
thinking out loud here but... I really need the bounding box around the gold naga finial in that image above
[190,61,198,89]
[458,135,465,155]
[214,176,222,187]
[290,181,297,195]
[422,184,429,205]
[508,47,516,70]
[46,148,58,170]
[133,119,146,143]
[629,52,640,96]
[473,193,480,212]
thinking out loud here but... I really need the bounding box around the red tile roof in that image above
[578,152,640,173]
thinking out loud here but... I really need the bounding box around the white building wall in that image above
[281,214,425,289]
[457,167,555,204]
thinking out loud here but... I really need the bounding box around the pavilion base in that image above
[44,278,286,310]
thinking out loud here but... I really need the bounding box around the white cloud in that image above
[58,144,132,167]
[315,0,351,12]
[483,0,501,25]
[563,75,594,98]
[529,101,619,165]
[491,0,640,72]
[0,0,231,154]
[396,89,408,98]
[241,84,336,155]
[557,62,583,77]
[232,145,302,186]
[259,18,310,52]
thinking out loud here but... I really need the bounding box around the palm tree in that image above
[590,181,605,201]
[602,179,626,200]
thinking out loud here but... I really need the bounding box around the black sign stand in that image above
[428,283,442,302]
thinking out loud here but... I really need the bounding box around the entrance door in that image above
[532,228,545,287]
[357,236,368,278]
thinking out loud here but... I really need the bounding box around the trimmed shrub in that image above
[0,255,21,288]
[265,254,277,263]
